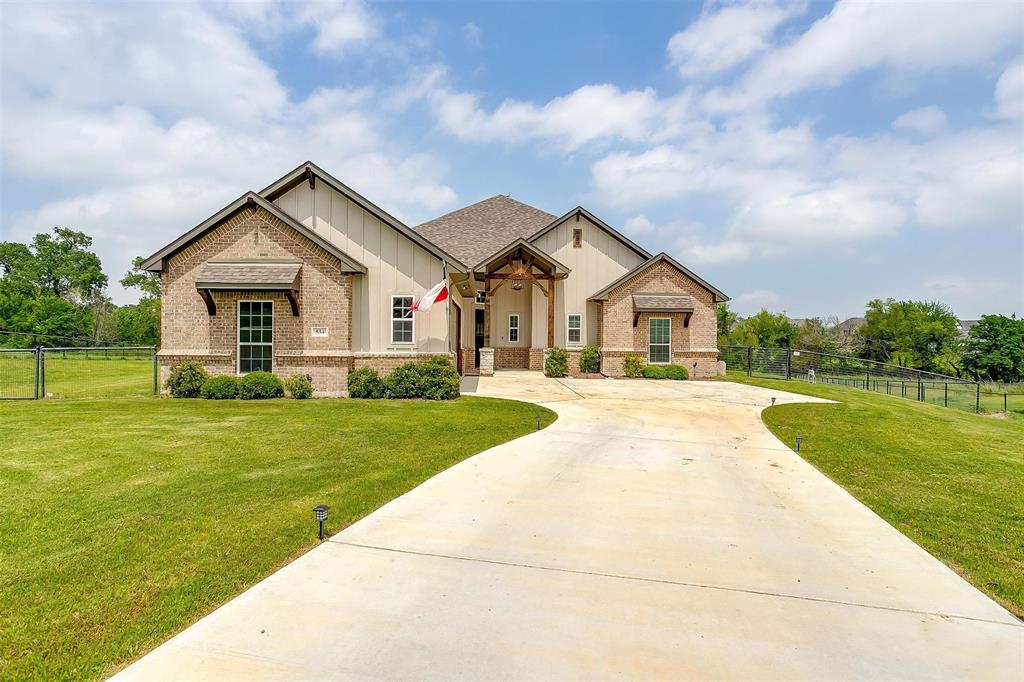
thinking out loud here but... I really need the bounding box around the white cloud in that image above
[667,1,804,77]
[678,239,751,265]
[299,0,376,57]
[463,22,482,47]
[704,0,1024,112]
[623,215,655,235]
[429,84,695,151]
[921,276,1024,316]
[993,60,1024,120]
[892,106,948,136]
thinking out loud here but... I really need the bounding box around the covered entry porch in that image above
[470,239,569,375]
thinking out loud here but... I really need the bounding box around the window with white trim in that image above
[475,291,486,304]
[239,301,273,373]
[508,314,520,343]
[391,295,414,344]
[567,314,582,345]
[648,318,671,364]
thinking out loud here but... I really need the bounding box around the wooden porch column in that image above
[547,278,555,348]
[483,276,491,347]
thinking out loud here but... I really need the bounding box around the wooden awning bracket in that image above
[633,311,641,328]
[199,289,216,316]
[683,312,692,328]
[286,289,300,316]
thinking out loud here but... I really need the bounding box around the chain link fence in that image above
[720,345,989,414]
[0,346,157,400]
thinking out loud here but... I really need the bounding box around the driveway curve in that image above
[115,373,1022,680]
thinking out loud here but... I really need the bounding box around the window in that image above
[391,295,414,344]
[239,301,273,374]
[508,314,520,343]
[567,314,582,345]
[648,318,671,364]
[475,290,486,304]
[572,227,582,248]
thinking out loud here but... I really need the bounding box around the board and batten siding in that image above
[273,182,449,353]
[530,215,646,347]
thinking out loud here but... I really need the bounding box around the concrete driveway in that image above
[115,373,1022,680]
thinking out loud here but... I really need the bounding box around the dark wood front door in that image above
[475,309,485,366]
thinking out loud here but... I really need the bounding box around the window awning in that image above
[632,294,694,312]
[195,261,302,316]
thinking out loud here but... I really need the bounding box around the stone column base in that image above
[528,347,545,371]
[479,347,495,376]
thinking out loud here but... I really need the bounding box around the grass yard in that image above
[0,395,555,680]
[729,376,1024,618]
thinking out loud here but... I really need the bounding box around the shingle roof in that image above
[195,261,301,289]
[633,294,695,312]
[415,195,556,267]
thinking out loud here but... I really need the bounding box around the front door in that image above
[475,309,485,367]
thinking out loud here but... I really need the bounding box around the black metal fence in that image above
[720,345,989,414]
[0,346,157,400]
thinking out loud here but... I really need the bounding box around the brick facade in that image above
[159,206,355,396]
[598,259,725,378]
[495,347,530,369]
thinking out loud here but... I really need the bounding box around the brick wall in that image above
[159,205,353,396]
[598,259,722,378]
[495,347,530,369]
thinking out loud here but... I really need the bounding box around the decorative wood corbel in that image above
[199,289,216,315]
[285,289,300,316]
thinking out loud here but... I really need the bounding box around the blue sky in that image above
[1,0,1022,318]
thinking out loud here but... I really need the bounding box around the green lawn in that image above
[0,396,555,680]
[728,376,1024,618]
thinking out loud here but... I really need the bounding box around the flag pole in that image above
[442,260,451,359]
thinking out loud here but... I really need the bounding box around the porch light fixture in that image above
[511,274,525,291]
[313,504,329,540]
[795,436,804,452]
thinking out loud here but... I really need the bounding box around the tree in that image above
[717,302,738,340]
[24,228,107,301]
[729,310,796,348]
[793,317,839,355]
[116,256,161,345]
[961,315,1024,383]
[856,298,960,372]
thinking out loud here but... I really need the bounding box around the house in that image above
[141,162,729,396]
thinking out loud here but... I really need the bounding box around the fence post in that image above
[747,346,752,377]
[786,348,792,380]
[1005,393,1008,413]
[944,382,948,408]
[152,348,158,395]
[39,348,46,398]
[976,383,980,413]
[34,347,41,400]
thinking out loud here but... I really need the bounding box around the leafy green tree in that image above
[856,298,960,372]
[23,228,107,301]
[116,256,161,345]
[120,256,161,299]
[729,309,796,347]
[793,317,839,354]
[717,302,738,339]
[961,315,1024,382]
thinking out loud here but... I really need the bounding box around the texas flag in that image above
[411,280,449,312]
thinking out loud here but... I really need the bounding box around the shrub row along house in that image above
[141,162,729,396]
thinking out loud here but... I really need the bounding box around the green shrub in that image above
[664,364,689,380]
[285,374,313,399]
[622,354,645,378]
[166,361,208,398]
[579,345,600,373]
[200,375,238,400]
[544,347,569,378]
[348,367,385,398]
[642,364,668,379]
[418,357,460,400]
[384,362,423,399]
[239,371,285,400]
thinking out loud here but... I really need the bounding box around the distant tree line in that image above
[0,228,159,347]
[718,300,1024,383]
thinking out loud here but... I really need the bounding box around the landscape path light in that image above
[795,436,804,452]
[536,414,542,430]
[313,504,329,541]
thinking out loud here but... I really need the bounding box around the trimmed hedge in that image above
[285,374,313,399]
[579,345,600,373]
[239,371,285,400]
[622,354,644,378]
[200,375,238,400]
[418,357,460,400]
[544,347,569,378]
[641,364,688,380]
[384,363,422,399]
[348,367,385,398]
[166,361,208,398]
